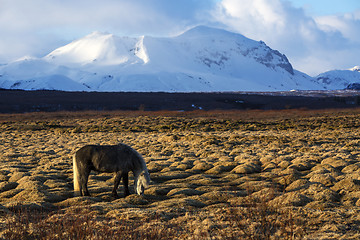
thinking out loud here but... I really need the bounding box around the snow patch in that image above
[0,25,350,92]
[315,68,360,90]
[350,66,360,72]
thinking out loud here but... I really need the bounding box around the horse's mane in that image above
[135,151,148,171]
[117,143,148,172]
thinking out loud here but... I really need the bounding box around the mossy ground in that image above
[1,109,360,239]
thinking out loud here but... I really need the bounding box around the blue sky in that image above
[0,0,359,75]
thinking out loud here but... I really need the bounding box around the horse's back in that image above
[75,144,132,173]
[75,145,99,161]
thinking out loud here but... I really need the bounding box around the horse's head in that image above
[135,170,151,195]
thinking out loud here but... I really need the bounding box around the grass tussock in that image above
[1,109,360,239]
[3,196,306,240]
[3,207,179,240]
[225,191,306,240]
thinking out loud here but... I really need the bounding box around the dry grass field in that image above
[0,109,360,239]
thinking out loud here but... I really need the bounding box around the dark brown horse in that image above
[73,143,150,197]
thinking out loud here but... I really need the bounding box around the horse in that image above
[73,143,151,197]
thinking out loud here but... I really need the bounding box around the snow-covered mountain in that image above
[315,66,360,90]
[0,26,355,92]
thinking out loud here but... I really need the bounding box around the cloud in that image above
[213,0,360,75]
[0,0,215,62]
[0,0,218,37]
[315,10,360,44]
[0,0,359,76]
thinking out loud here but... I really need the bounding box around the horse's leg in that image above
[122,172,130,197]
[112,172,122,198]
[80,168,91,196]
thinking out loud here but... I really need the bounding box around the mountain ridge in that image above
[0,26,358,92]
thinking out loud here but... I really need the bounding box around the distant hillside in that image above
[0,90,359,113]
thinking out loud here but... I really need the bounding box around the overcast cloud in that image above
[0,0,359,76]
[213,0,360,75]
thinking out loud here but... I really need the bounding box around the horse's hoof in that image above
[111,193,119,199]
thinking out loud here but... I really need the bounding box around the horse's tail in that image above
[73,153,81,196]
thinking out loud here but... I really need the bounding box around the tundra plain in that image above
[0,109,360,239]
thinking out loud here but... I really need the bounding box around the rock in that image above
[347,83,360,90]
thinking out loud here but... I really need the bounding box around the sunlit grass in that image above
[1,109,360,239]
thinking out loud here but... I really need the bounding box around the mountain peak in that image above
[180,25,236,37]
[178,26,294,75]
[350,66,360,72]
[87,31,112,37]
[0,26,325,92]
[44,31,139,67]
